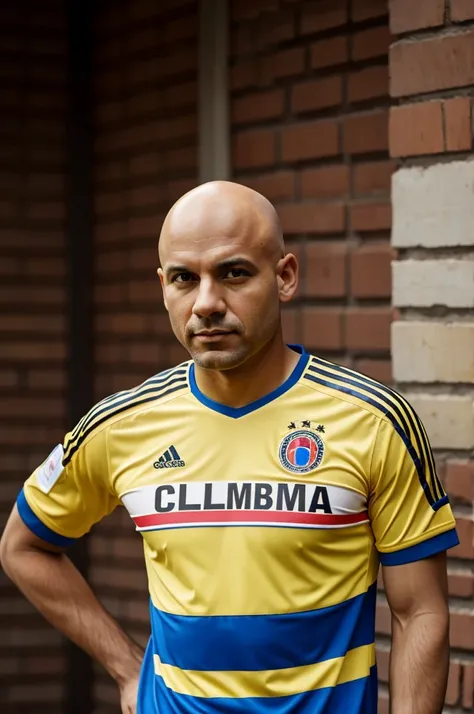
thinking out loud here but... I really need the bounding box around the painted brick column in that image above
[389,2,474,711]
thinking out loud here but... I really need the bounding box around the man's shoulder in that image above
[302,353,414,425]
[63,361,191,466]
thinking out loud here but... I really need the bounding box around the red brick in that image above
[0,369,18,387]
[27,201,65,221]
[354,359,392,383]
[231,0,279,21]
[304,243,347,298]
[311,36,349,69]
[445,661,461,706]
[375,647,390,681]
[391,31,474,97]
[375,599,391,634]
[445,460,474,504]
[352,0,388,21]
[0,314,65,334]
[292,76,343,114]
[451,0,474,21]
[128,214,163,240]
[450,612,474,650]
[278,203,345,234]
[282,120,340,162]
[350,244,392,298]
[451,517,474,559]
[352,26,391,61]
[302,308,344,351]
[233,89,285,125]
[390,0,445,33]
[27,370,67,391]
[353,160,396,196]
[241,172,295,202]
[463,663,474,709]
[348,65,389,103]
[350,201,392,231]
[1,341,66,361]
[346,308,392,351]
[268,47,306,80]
[230,60,258,92]
[444,97,472,152]
[300,0,348,35]
[448,571,474,598]
[233,129,276,169]
[301,165,350,199]
[344,109,389,154]
[129,153,162,178]
[128,279,163,304]
[389,101,444,157]
[258,9,296,46]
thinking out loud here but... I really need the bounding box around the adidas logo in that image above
[154,445,185,469]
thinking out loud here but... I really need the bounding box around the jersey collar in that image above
[189,345,309,419]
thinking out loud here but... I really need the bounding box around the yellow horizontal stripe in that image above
[153,643,375,699]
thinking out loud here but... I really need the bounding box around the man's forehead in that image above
[160,239,261,269]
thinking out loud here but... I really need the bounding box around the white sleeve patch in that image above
[36,444,65,494]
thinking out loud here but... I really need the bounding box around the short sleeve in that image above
[369,416,458,566]
[17,421,120,547]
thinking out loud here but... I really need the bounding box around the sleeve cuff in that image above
[378,528,459,566]
[17,489,77,548]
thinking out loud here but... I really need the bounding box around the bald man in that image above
[1,181,458,714]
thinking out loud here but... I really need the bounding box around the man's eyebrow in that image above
[165,264,189,277]
[215,256,257,271]
[165,257,257,277]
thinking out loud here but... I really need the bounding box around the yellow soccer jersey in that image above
[18,346,458,714]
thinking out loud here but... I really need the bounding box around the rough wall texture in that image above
[230,0,394,384]
[0,3,69,712]
[90,1,198,710]
[389,0,474,711]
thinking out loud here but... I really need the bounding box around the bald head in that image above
[159,181,284,263]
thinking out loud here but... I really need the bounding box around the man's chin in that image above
[191,346,249,371]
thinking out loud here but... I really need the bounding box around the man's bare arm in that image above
[0,505,144,713]
[383,552,450,714]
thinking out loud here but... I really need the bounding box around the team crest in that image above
[279,429,324,474]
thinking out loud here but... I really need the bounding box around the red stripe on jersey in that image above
[133,510,369,528]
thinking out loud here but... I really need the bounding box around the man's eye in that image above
[225,268,249,279]
[173,273,194,283]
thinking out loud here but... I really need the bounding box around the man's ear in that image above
[157,267,168,311]
[276,253,298,303]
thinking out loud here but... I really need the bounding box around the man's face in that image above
[158,234,294,371]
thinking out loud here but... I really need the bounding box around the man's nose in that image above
[192,279,226,318]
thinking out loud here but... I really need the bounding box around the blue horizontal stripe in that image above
[379,528,459,566]
[150,583,376,671]
[16,489,76,548]
[137,648,377,714]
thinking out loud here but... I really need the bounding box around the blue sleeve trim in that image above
[432,494,449,512]
[16,489,77,548]
[379,528,459,566]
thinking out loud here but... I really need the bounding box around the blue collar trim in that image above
[189,345,309,419]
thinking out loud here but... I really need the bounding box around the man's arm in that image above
[383,552,450,714]
[0,505,144,714]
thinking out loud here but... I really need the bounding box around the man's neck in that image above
[193,337,301,409]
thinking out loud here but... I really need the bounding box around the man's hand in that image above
[120,674,140,714]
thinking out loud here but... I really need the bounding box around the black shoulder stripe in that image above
[309,357,445,502]
[63,376,188,465]
[304,365,437,507]
[67,367,188,445]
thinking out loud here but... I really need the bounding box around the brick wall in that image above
[0,3,68,712]
[230,0,394,383]
[389,1,474,712]
[90,1,199,710]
